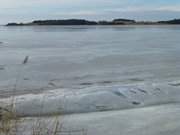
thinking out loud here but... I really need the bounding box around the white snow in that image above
[0,83,180,117]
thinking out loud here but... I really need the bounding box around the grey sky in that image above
[0,0,180,24]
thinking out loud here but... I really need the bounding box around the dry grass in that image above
[31,117,61,135]
[0,56,62,135]
[0,110,62,135]
[0,56,66,135]
[0,56,88,135]
[0,109,18,135]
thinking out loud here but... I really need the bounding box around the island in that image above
[158,19,180,24]
[6,18,180,26]
[6,19,98,26]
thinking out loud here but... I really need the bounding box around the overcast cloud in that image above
[0,0,180,24]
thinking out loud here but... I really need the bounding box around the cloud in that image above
[105,4,180,12]
[55,11,100,16]
[0,0,180,23]
[157,5,180,12]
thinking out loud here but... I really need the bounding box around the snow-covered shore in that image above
[1,80,180,135]
[9,103,180,135]
[0,83,180,117]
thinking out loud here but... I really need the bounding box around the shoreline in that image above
[1,83,180,117]
[5,18,180,26]
[5,24,180,27]
[2,103,180,135]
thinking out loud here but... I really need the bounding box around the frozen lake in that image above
[1,25,180,135]
[0,25,180,97]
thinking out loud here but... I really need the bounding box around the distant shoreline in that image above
[6,18,180,26]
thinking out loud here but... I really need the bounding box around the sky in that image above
[0,0,180,24]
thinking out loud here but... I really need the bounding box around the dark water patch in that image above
[132,101,141,105]
[130,90,137,94]
[97,81,113,85]
[137,88,148,94]
[79,82,94,86]
[169,83,180,87]
[128,78,144,82]
[111,90,127,98]
[0,41,6,48]
[80,80,113,86]
[48,82,57,87]
[0,65,5,70]
[100,81,113,84]
[23,78,30,80]
[79,80,115,87]
[0,67,4,70]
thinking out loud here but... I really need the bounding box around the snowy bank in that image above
[0,83,180,117]
[8,103,180,135]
